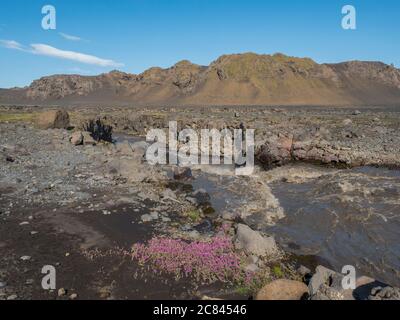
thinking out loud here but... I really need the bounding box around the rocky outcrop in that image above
[256,135,294,168]
[308,265,353,300]
[306,265,400,301]
[253,265,400,301]
[234,224,279,257]
[81,119,113,143]
[256,134,354,169]
[34,110,70,130]
[25,71,134,101]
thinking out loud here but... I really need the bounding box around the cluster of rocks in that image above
[32,110,113,146]
[369,286,400,300]
[70,131,97,146]
[255,264,400,300]
[70,118,114,146]
[47,104,400,170]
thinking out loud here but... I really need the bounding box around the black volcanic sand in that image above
[0,201,240,300]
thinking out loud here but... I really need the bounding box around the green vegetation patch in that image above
[0,112,35,123]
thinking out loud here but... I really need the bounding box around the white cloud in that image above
[0,40,25,51]
[59,32,82,41]
[30,44,123,67]
[1,39,123,68]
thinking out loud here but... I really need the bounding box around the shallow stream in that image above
[114,133,400,287]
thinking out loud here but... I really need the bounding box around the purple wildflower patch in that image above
[131,236,249,284]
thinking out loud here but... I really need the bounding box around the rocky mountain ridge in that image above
[2,53,400,106]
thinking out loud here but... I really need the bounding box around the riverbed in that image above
[114,132,400,286]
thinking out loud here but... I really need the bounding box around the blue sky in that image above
[0,0,399,88]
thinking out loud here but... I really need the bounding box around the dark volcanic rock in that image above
[81,119,113,143]
[173,167,193,181]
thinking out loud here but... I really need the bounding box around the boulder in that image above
[82,131,97,146]
[161,188,177,201]
[192,189,211,206]
[353,276,386,300]
[309,265,337,296]
[35,110,70,130]
[235,224,278,257]
[256,279,309,300]
[256,135,293,169]
[173,167,193,181]
[70,131,83,146]
[308,265,354,300]
[297,265,312,277]
[343,119,353,126]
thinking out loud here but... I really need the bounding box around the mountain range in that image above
[1,52,400,106]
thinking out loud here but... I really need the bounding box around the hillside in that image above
[1,53,400,106]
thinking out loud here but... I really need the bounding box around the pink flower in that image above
[130,236,252,284]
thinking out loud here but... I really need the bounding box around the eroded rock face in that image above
[234,224,278,257]
[256,279,309,300]
[34,110,70,130]
[256,134,352,169]
[256,135,293,169]
[25,71,134,101]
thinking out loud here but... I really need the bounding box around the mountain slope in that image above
[1,53,400,106]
